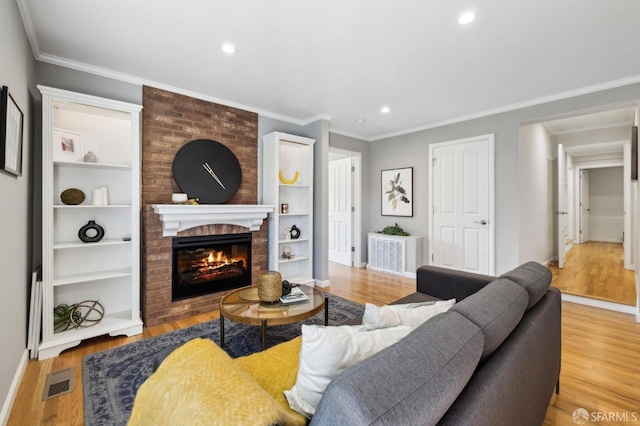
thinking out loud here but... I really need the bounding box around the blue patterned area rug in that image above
[82,293,364,426]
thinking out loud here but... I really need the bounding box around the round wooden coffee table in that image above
[219,285,328,351]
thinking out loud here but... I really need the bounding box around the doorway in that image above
[523,105,638,311]
[328,149,361,267]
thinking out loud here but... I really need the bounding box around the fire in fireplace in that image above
[172,233,252,301]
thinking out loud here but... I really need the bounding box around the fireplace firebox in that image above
[172,233,252,301]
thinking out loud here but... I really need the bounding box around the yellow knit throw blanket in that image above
[128,337,305,426]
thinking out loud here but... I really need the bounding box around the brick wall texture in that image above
[141,86,264,326]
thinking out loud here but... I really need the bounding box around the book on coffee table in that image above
[280,287,309,304]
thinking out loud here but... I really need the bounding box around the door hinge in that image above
[432,158,437,166]
[351,166,355,172]
[351,206,355,212]
[351,247,355,252]
[432,253,434,261]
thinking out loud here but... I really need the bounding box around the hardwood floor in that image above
[8,263,640,425]
[549,241,637,306]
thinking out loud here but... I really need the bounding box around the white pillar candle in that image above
[100,186,109,205]
[92,188,103,205]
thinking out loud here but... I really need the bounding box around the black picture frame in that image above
[0,86,24,177]
[632,126,637,182]
[381,167,413,217]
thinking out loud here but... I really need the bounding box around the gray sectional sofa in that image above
[311,262,561,426]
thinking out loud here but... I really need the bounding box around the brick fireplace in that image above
[141,86,266,326]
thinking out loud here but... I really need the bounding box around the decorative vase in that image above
[290,225,301,240]
[258,271,282,303]
[83,151,98,163]
[78,220,105,243]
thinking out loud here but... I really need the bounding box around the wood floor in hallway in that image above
[548,241,637,306]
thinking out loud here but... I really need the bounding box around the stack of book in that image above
[279,287,309,304]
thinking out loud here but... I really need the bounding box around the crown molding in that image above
[16,0,40,59]
[301,114,333,125]
[329,127,372,142]
[370,74,640,141]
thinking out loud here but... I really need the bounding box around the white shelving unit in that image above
[38,86,143,359]
[262,132,315,286]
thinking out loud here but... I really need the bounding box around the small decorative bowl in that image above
[61,188,85,205]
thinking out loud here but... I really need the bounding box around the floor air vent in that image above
[42,367,75,400]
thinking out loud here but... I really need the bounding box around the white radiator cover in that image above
[367,233,423,278]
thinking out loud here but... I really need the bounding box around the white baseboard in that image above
[589,238,623,244]
[561,293,637,317]
[315,279,330,288]
[358,262,367,269]
[0,349,28,426]
[366,264,416,279]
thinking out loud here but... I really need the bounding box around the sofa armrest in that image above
[417,265,495,301]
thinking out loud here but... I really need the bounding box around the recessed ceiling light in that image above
[221,43,236,54]
[458,11,475,25]
[381,106,390,114]
[355,118,367,125]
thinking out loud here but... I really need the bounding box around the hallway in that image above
[548,241,636,306]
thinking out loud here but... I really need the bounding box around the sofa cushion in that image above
[500,261,551,310]
[450,278,528,360]
[361,298,456,330]
[309,312,484,426]
[284,324,413,418]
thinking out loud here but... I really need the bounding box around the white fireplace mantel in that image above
[152,204,275,236]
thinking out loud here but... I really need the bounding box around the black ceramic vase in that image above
[290,224,301,239]
[79,220,105,243]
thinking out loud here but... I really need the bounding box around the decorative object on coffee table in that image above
[78,220,105,243]
[258,271,283,303]
[60,188,85,205]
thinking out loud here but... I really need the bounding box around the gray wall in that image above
[589,166,624,242]
[518,123,555,265]
[370,84,640,274]
[0,0,35,418]
[36,62,142,105]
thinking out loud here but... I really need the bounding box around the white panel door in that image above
[432,137,491,274]
[580,169,590,243]
[328,157,352,266]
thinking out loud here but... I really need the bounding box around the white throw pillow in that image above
[284,324,413,418]
[362,298,456,330]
